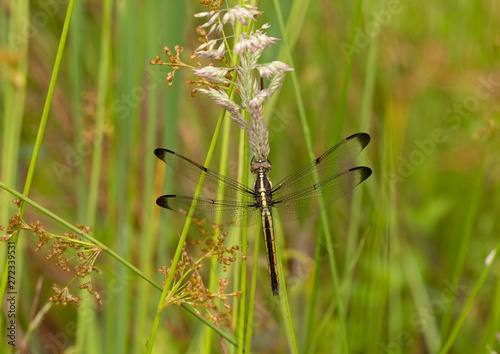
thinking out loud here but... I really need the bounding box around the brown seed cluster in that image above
[199,230,240,272]
[0,205,103,308]
[150,45,188,87]
[200,0,224,10]
[34,223,102,279]
[49,284,83,307]
[150,25,232,96]
[79,277,103,306]
[158,218,244,328]
[0,209,29,241]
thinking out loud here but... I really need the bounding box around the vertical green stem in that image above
[146,110,227,353]
[76,0,112,353]
[334,0,363,142]
[236,129,249,354]
[0,0,76,304]
[276,236,298,353]
[273,0,348,351]
[85,0,112,227]
[244,213,262,354]
[439,240,500,354]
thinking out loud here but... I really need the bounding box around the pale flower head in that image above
[190,3,293,161]
[256,61,293,80]
[222,5,262,26]
[234,29,279,55]
[195,3,262,35]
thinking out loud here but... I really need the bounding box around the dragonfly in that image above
[154,132,372,296]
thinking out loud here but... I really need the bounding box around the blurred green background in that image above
[1,0,499,353]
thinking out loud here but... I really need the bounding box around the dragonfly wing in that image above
[272,167,372,222]
[272,133,370,199]
[155,148,254,200]
[157,195,261,227]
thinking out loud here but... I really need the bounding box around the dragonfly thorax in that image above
[253,162,273,209]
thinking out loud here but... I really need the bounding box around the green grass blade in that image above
[333,0,363,142]
[439,241,500,354]
[276,236,298,353]
[244,213,262,354]
[146,110,230,353]
[440,160,486,336]
[0,4,29,344]
[0,0,76,309]
[236,130,249,354]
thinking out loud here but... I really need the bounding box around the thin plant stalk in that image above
[113,0,142,350]
[303,222,323,353]
[68,0,86,221]
[205,13,245,351]
[85,0,112,228]
[21,302,53,348]
[440,146,490,350]
[145,109,229,353]
[0,0,28,228]
[231,128,245,354]
[0,0,76,302]
[401,239,441,352]
[333,0,364,142]
[237,129,250,354]
[151,1,186,350]
[0,0,29,342]
[343,0,375,279]
[276,236,298,353]
[439,240,500,354]
[308,238,367,353]
[75,1,112,352]
[244,211,262,354]
[440,159,486,335]
[481,230,500,349]
[132,2,164,352]
[230,120,244,352]
[263,0,310,118]
[343,0,377,342]
[273,0,348,351]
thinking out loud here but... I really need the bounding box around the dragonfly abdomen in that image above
[253,162,280,295]
[261,207,279,296]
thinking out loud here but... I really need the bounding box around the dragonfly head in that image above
[250,157,272,175]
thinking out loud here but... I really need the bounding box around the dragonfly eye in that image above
[262,161,272,172]
[250,160,272,174]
